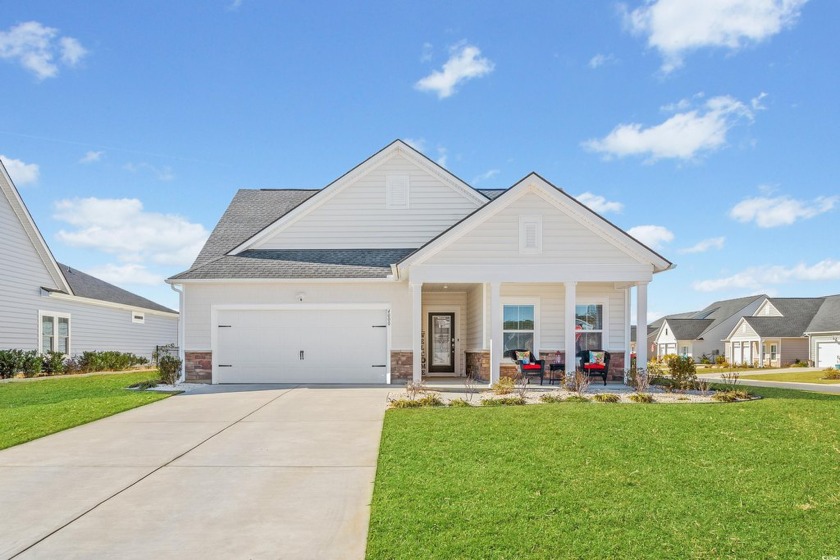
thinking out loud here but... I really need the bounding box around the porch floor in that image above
[419,376,630,393]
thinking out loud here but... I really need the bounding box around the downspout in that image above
[169,282,186,383]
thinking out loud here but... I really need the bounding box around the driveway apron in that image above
[0,385,390,559]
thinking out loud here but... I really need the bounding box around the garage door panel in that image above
[215,308,388,384]
[817,342,840,368]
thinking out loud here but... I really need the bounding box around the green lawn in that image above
[740,370,840,384]
[367,387,840,559]
[0,371,172,450]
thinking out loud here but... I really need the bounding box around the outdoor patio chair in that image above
[507,349,546,385]
[577,349,610,385]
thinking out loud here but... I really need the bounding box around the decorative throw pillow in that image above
[515,351,531,364]
[589,351,605,365]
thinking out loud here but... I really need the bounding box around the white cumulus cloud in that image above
[627,225,674,249]
[0,154,40,185]
[693,259,840,292]
[729,194,837,227]
[472,169,500,185]
[0,21,87,79]
[623,0,808,73]
[589,53,617,68]
[84,263,165,286]
[53,197,209,267]
[415,42,494,99]
[79,150,104,164]
[583,93,763,161]
[678,236,726,254]
[576,192,624,214]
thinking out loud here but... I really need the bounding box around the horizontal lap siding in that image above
[255,154,481,249]
[184,282,412,351]
[426,192,641,266]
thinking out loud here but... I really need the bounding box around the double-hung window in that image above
[503,304,535,354]
[40,312,70,354]
[575,304,603,351]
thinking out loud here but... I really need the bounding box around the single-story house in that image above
[725,295,840,368]
[0,161,178,359]
[652,295,765,361]
[168,140,673,384]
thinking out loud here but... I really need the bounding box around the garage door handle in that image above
[218,364,232,367]
[372,325,387,328]
[372,364,386,368]
[300,350,304,360]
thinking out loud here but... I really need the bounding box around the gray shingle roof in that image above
[478,189,505,199]
[57,263,177,314]
[743,297,826,337]
[688,294,766,337]
[806,294,840,333]
[170,248,415,280]
[664,318,715,340]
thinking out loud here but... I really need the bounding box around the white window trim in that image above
[132,311,145,324]
[385,174,410,209]
[575,298,609,351]
[38,310,71,355]
[501,297,540,358]
[519,215,542,255]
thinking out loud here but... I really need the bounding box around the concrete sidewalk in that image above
[0,385,391,559]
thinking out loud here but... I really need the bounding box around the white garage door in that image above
[215,308,389,384]
[816,342,840,368]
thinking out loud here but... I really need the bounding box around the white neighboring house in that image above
[724,295,840,368]
[651,295,765,361]
[0,161,178,359]
[168,140,673,385]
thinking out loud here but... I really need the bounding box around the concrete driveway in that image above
[0,385,391,559]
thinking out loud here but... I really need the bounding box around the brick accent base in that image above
[185,351,212,383]
[465,351,490,381]
[390,351,413,381]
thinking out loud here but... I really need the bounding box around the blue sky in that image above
[2,0,838,320]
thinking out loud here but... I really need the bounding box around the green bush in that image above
[448,398,471,407]
[539,393,565,404]
[700,353,711,365]
[667,355,697,390]
[481,396,526,406]
[40,351,67,375]
[0,349,41,378]
[629,393,655,403]
[593,393,620,403]
[491,377,516,395]
[158,354,182,385]
[564,395,590,403]
[712,391,738,403]
[391,393,445,408]
[822,368,840,380]
[715,355,727,365]
[77,351,148,373]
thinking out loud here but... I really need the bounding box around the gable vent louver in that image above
[386,175,410,209]
[519,215,542,254]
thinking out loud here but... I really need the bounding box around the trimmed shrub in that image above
[539,393,565,404]
[78,351,148,373]
[448,398,471,407]
[565,395,590,403]
[593,393,620,403]
[158,354,182,385]
[0,349,41,378]
[481,396,526,406]
[629,393,655,403]
[491,377,516,395]
[40,351,67,375]
[390,393,444,408]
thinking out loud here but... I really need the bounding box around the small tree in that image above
[158,354,182,385]
[667,355,697,391]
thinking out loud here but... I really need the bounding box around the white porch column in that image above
[636,281,649,369]
[411,282,422,383]
[624,286,631,382]
[564,281,576,377]
[489,282,502,385]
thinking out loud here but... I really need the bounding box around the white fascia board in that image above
[167,277,399,285]
[0,162,73,294]
[227,141,486,255]
[409,263,653,284]
[45,291,178,317]
[722,317,748,341]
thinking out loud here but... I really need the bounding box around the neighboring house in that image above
[652,295,766,361]
[726,295,840,368]
[804,295,840,368]
[0,161,178,359]
[168,140,672,385]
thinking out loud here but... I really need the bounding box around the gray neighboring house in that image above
[1,161,178,359]
[651,295,766,361]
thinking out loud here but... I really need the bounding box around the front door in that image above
[428,312,455,373]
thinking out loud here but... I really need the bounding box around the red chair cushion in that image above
[522,364,542,370]
[584,363,605,370]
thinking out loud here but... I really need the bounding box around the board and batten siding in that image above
[253,153,482,250]
[423,192,643,267]
[183,282,412,351]
[38,298,177,359]
[0,182,66,350]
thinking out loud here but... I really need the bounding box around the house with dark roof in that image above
[0,161,178,359]
[168,140,673,384]
[725,295,840,367]
[651,295,766,361]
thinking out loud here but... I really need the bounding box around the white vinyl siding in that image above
[385,175,409,209]
[756,300,782,316]
[519,215,542,255]
[423,192,643,266]
[253,153,481,250]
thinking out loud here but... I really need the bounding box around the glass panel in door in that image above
[428,313,454,373]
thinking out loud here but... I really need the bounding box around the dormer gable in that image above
[755,299,782,317]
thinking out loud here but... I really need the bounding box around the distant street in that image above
[697,367,840,395]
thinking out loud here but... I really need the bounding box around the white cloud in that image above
[124,162,175,181]
[589,53,617,68]
[0,21,87,79]
[678,236,726,254]
[84,263,164,286]
[436,146,448,168]
[227,0,244,10]
[53,197,209,267]
[576,192,624,214]
[627,225,674,249]
[472,169,500,185]
[693,259,840,292]
[79,150,104,164]
[415,42,494,99]
[583,93,762,161]
[729,194,837,227]
[623,0,808,73]
[403,138,426,152]
[0,154,40,185]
